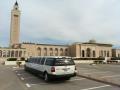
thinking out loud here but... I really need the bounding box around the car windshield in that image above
[54,58,75,66]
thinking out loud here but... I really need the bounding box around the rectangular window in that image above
[54,58,75,66]
[45,58,54,66]
[40,58,45,65]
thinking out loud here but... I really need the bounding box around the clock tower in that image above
[10,1,20,47]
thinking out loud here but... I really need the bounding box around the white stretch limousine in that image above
[24,56,77,81]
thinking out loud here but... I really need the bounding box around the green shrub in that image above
[7,58,17,61]
[111,57,120,60]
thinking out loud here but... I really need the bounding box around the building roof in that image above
[21,42,69,47]
[82,42,112,47]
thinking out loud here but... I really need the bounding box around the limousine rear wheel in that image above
[44,72,50,82]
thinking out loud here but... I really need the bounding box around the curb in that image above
[77,74,120,87]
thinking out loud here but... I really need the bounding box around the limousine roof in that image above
[29,56,72,58]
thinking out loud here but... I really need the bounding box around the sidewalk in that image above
[76,64,120,87]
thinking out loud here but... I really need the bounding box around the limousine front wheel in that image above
[44,73,50,82]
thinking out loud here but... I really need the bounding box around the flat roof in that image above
[82,42,112,47]
[21,42,68,47]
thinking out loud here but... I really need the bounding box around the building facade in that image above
[0,48,26,62]
[69,41,112,58]
[112,49,120,57]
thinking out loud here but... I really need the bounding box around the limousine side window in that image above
[29,58,33,63]
[37,58,42,64]
[41,58,45,65]
[45,58,54,66]
[34,58,38,64]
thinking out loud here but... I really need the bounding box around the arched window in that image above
[93,50,96,57]
[101,50,103,57]
[86,48,91,57]
[0,50,2,57]
[7,50,10,57]
[3,50,6,57]
[82,50,85,57]
[37,47,41,56]
[107,51,109,57]
[11,50,14,57]
[19,51,22,57]
[65,49,68,56]
[60,48,63,56]
[15,51,18,57]
[44,48,47,56]
[55,48,58,56]
[104,51,106,57]
[118,54,120,57]
[50,48,53,56]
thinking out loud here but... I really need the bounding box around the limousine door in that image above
[35,58,46,75]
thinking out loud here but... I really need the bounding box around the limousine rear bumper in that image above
[48,73,76,79]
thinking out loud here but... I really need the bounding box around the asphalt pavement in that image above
[0,64,120,90]
[76,64,120,87]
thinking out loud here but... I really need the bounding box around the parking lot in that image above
[12,65,120,90]
[76,64,120,87]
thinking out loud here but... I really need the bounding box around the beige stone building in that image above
[20,43,69,57]
[0,48,26,62]
[69,40,112,58]
[0,2,119,62]
[112,49,120,57]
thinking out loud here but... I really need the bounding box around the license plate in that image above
[63,68,70,71]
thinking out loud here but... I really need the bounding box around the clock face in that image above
[15,7,18,10]
[14,15,18,17]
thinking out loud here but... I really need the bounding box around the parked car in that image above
[24,56,77,81]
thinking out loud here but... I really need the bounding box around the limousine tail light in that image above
[51,67,55,72]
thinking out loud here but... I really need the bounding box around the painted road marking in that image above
[17,73,21,76]
[21,76,38,80]
[69,78,86,81]
[26,83,31,88]
[21,77,25,80]
[84,71,110,74]
[81,85,110,90]
[30,83,48,85]
[13,67,18,68]
[15,71,18,72]
[101,75,120,78]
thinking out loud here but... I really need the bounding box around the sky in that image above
[1,0,120,47]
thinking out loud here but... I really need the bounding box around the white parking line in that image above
[13,67,18,69]
[17,73,21,76]
[80,85,110,90]
[15,71,18,72]
[84,71,110,74]
[26,78,86,86]
[26,83,31,88]
[101,75,120,78]
[21,77,24,80]
[21,76,38,80]
[30,83,47,85]
[69,78,86,81]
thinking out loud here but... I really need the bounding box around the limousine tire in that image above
[65,77,71,80]
[24,66,28,71]
[44,72,50,82]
